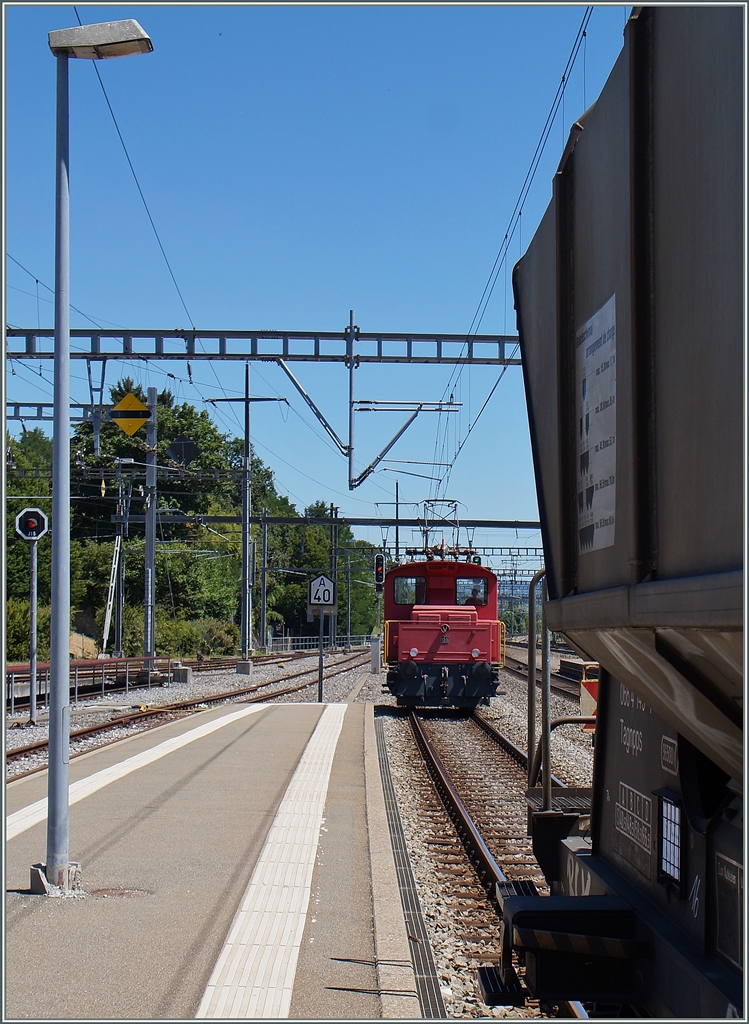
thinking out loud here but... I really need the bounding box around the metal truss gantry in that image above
[6,319,521,489]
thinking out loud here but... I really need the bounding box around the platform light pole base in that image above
[30,862,82,894]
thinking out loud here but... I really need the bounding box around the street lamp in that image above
[44,19,152,891]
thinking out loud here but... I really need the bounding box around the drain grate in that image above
[375,715,447,1019]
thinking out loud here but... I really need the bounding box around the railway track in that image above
[383,707,588,1017]
[6,652,369,779]
[5,647,367,713]
[502,651,580,701]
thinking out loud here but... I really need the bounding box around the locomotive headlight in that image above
[409,647,418,657]
[471,648,480,658]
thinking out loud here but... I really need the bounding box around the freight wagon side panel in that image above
[652,7,743,579]
[513,5,743,777]
[516,203,564,598]
[569,44,634,596]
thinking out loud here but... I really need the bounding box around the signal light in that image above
[15,507,49,541]
[472,555,482,565]
[374,553,385,586]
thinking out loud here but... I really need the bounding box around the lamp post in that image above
[45,19,152,890]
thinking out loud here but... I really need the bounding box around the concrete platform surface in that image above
[5,697,420,1020]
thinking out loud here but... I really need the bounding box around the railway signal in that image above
[15,507,49,725]
[15,507,49,541]
[374,553,385,590]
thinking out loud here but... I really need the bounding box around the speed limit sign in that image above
[308,574,336,606]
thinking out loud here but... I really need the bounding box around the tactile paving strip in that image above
[375,716,447,1019]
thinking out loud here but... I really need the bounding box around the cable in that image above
[431,6,594,496]
[73,7,196,331]
[6,254,126,329]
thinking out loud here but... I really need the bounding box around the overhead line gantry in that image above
[6,320,520,490]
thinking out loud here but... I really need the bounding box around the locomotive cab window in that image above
[457,578,487,606]
[393,576,427,605]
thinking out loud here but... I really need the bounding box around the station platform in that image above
[5,692,421,1020]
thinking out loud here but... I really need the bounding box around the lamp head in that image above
[48,20,152,59]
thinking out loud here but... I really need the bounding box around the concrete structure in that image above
[6,688,420,1019]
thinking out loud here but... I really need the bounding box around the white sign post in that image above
[308,574,336,702]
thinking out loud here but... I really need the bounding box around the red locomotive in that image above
[383,550,505,707]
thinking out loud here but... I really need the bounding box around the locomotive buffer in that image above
[308,574,337,702]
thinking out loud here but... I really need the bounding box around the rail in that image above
[5,646,372,713]
[409,712,506,888]
[410,711,586,1017]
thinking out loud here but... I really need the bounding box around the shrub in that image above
[6,600,51,663]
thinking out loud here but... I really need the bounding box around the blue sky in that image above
[4,3,630,560]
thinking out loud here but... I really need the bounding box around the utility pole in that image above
[114,473,124,657]
[206,380,284,656]
[242,363,251,656]
[395,479,399,561]
[260,507,268,651]
[143,386,157,666]
[329,504,338,648]
[346,309,357,489]
[346,554,351,650]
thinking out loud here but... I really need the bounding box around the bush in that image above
[92,604,241,658]
[155,615,240,657]
[6,599,51,663]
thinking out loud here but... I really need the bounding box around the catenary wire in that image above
[72,7,196,332]
[429,6,594,498]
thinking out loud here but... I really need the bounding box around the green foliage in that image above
[153,616,240,657]
[6,599,51,662]
[6,429,54,603]
[5,381,379,656]
[500,606,529,636]
[266,501,379,639]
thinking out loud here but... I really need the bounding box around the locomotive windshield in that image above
[393,576,427,605]
[456,577,487,606]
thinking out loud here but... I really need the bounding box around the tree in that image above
[267,502,378,639]
[5,385,379,658]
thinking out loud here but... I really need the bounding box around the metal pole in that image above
[328,504,334,647]
[527,566,545,787]
[260,507,268,651]
[347,555,351,651]
[347,309,356,488]
[143,387,157,665]
[541,578,552,811]
[114,475,123,657]
[318,607,324,702]
[241,363,252,658]
[395,479,399,561]
[330,507,338,647]
[28,540,38,724]
[47,50,71,889]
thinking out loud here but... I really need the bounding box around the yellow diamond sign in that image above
[109,393,151,436]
